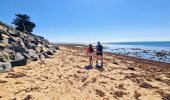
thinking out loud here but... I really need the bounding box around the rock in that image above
[0,43,9,49]
[42,52,50,58]
[10,59,29,66]
[35,46,41,53]
[0,22,58,69]
[8,46,26,52]
[128,67,135,71]
[14,52,25,60]
[0,32,3,40]
[4,47,14,53]
[1,34,9,44]
[0,51,11,62]
[162,93,170,100]
[22,53,31,59]
[18,38,25,47]
[23,95,32,100]
[27,49,39,61]
[39,53,45,60]
[45,50,54,55]
[113,61,119,65]
[156,52,166,57]
[95,89,105,97]
[0,62,12,72]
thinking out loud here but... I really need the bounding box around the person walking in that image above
[86,44,95,66]
[96,42,103,67]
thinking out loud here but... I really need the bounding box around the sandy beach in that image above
[0,45,170,100]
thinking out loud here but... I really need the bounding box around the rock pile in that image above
[0,21,57,72]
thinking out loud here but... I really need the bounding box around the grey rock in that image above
[22,53,31,59]
[8,46,26,52]
[39,53,45,60]
[0,62,12,72]
[14,52,25,60]
[45,50,54,55]
[27,49,39,61]
[2,37,9,44]
[0,51,11,62]
[42,52,50,58]
[10,59,28,66]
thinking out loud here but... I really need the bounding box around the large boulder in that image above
[35,46,41,53]
[0,62,12,72]
[41,52,50,58]
[14,52,25,60]
[39,53,46,60]
[0,51,11,62]
[45,50,54,55]
[27,49,39,61]
[0,43,8,49]
[8,46,26,52]
[22,52,31,59]
[10,59,29,66]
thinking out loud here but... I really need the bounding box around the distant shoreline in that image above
[57,44,170,66]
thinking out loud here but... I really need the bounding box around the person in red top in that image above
[86,44,95,65]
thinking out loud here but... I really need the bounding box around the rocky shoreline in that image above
[0,21,57,72]
[105,47,170,63]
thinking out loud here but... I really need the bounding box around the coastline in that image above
[0,45,170,100]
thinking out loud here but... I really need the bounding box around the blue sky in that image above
[0,0,170,43]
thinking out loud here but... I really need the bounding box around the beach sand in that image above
[0,45,170,100]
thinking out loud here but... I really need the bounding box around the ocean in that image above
[102,41,170,63]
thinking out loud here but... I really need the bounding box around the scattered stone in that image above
[5,72,27,78]
[23,95,32,100]
[96,89,105,97]
[162,93,170,100]
[128,67,135,71]
[113,61,119,65]
[81,76,88,82]
[113,91,127,98]
[91,78,97,83]
[77,70,81,73]
[0,80,7,84]
[134,91,141,100]
[140,81,153,88]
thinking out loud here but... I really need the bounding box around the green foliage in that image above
[12,14,36,33]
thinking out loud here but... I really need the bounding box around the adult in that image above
[96,42,103,66]
[86,44,95,65]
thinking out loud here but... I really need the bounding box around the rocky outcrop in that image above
[0,21,57,72]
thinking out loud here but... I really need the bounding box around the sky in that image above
[0,0,170,43]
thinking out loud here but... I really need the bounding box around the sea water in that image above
[102,41,170,63]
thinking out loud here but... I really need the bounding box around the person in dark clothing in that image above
[96,42,103,66]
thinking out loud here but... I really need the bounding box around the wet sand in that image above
[0,45,170,100]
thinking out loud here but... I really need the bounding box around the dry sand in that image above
[0,45,170,100]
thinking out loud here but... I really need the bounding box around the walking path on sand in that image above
[0,46,170,100]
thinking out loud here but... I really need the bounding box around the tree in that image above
[12,14,36,33]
